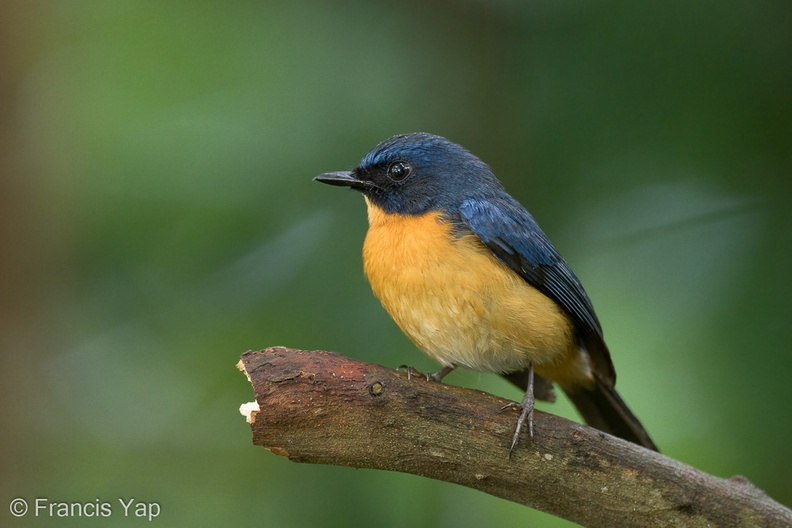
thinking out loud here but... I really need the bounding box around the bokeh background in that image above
[2,1,790,526]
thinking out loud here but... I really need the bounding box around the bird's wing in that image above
[459,198,615,384]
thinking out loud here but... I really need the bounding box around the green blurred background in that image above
[2,1,790,526]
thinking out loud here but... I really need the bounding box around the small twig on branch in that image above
[237,347,792,528]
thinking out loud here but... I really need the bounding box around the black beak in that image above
[313,171,359,187]
[313,171,375,191]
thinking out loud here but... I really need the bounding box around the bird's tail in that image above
[563,378,659,452]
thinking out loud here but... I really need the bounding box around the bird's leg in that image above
[428,365,455,382]
[501,363,535,457]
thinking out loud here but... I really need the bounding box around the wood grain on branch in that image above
[237,347,792,528]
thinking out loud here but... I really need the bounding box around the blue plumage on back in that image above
[459,197,613,383]
[459,198,559,267]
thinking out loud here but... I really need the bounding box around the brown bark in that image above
[238,347,792,528]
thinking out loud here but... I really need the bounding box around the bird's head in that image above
[314,133,503,215]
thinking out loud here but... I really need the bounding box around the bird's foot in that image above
[501,397,535,457]
[501,363,535,458]
[397,365,455,382]
[397,365,425,381]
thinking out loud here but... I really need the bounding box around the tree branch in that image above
[237,347,792,528]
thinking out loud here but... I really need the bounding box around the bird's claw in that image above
[501,399,535,457]
[397,364,454,382]
[397,365,425,381]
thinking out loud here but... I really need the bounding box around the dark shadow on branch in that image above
[237,347,792,528]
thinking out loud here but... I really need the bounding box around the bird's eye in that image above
[387,161,412,181]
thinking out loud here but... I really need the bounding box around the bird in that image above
[314,132,658,455]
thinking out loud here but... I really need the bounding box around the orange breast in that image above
[362,198,592,386]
